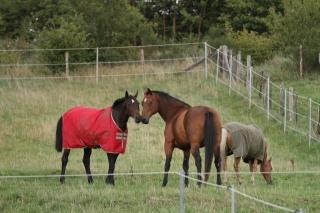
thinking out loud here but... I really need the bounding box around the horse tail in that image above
[55,117,63,152]
[204,111,215,182]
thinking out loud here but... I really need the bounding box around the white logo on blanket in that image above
[116,132,128,141]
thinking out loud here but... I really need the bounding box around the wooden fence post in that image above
[216,47,220,84]
[317,106,320,135]
[288,87,295,122]
[299,45,304,79]
[65,51,69,80]
[246,55,251,90]
[236,51,241,83]
[280,83,285,116]
[229,50,233,95]
[222,45,229,80]
[96,47,99,83]
[140,48,145,74]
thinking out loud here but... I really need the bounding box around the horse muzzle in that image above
[141,116,149,124]
[134,115,142,124]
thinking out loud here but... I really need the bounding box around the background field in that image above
[0,64,320,213]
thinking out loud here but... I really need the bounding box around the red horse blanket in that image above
[62,106,128,154]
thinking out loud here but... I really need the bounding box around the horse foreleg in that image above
[250,159,258,185]
[191,146,202,187]
[233,157,241,184]
[182,149,190,187]
[60,149,70,184]
[162,142,174,187]
[83,148,93,184]
[106,153,119,185]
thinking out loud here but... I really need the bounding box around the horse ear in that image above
[145,88,152,95]
[125,91,129,99]
[134,90,138,98]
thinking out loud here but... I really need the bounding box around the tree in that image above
[269,0,320,70]
[222,0,283,34]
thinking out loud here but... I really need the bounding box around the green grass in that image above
[0,66,320,212]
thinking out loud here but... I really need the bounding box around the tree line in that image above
[0,0,319,71]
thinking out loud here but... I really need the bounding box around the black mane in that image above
[153,91,191,107]
[112,97,126,109]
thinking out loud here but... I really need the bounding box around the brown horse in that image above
[140,88,222,186]
[220,122,273,184]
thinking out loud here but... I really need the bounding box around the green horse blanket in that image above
[224,122,266,164]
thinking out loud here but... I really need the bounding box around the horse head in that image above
[261,145,273,184]
[141,88,159,124]
[124,90,142,123]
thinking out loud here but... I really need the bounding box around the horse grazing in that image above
[220,122,273,184]
[140,88,222,186]
[55,91,141,185]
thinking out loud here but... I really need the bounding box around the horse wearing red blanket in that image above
[55,91,141,185]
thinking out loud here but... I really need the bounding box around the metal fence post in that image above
[204,42,208,79]
[249,66,252,109]
[229,185,236,213]
[308,97,312,148]
[216,49,220,84]
[267,77,270,120]
[229,50,233,96]
[284,89,287,133]
[96,47,99,84]
[179,170,185,213]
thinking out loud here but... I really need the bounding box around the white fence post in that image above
[216,48,220,84]
[246,55,251,89]
[229,185,236,213]
[204,42,208,79]
[96,47,99,84]
[229,50,233,96]
[267,77,270,120]
[249,66,252,109]
[179,170,185,213]
[308,97,312,148]
[284,89,287,133]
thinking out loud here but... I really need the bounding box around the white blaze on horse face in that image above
[131,99,135,104]
[144,98,147,103]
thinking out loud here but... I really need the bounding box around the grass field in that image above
[0,64,320,213]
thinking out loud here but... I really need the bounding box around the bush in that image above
[268,0,320,71]
[228,29,274,64]
[37,16,91,73]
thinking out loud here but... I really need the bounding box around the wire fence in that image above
[0,170,307,212]
[206,44,320,147]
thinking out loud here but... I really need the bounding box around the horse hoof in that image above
[88,179,94,184]
[60,178,65,184]
[162,182,168,187]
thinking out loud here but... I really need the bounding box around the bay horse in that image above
[55,91,141,185]
[220,122,272,184]
[140,88,222,186]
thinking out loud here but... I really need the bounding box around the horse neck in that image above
[112,103,129,131]
[157,94,190,123]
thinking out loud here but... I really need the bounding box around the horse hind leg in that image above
[191,146,202,187]
[60,149,70,184]
[83,148,93,184]
[214,146,222,185]
[106,153,119,185]
[182,150,190,187]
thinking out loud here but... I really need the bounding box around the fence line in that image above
[0,69,197,81]
[208,45,320,144]
[176,172,299,213]
[0,42,203,52]
[0,57,202,67]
